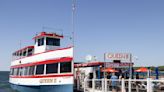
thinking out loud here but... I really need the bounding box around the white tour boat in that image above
[9,32,74,92]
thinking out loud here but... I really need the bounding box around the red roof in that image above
[74,61,134,68]
[33,32,63,39]
[135,67,148,72]
[13,46,34,54]
[101,68,118,73]
[74,61,104,68]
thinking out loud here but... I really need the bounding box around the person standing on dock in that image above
[136,73,140,92]
[111,73,118,92]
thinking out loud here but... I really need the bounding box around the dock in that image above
[75,78,164,92]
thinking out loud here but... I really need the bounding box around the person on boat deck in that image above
[111,73,118,92]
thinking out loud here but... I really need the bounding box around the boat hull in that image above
[11,84,73,92]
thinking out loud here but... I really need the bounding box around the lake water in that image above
[0,71,19,92]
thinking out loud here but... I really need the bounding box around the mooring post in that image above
[84,78,86,92]
[128,78,131,92]
[92,79,95,92]
[102,79,105,92]
[147,78,152,92]
[105,79,107,92]
[121,79,125,92]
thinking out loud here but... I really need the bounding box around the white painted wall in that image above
[11,47,73,66]
[10,76,73,86]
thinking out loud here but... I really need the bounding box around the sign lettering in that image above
[105,53,131,61]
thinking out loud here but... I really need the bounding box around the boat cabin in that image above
[33,32,63,54]
[12,32,63,60]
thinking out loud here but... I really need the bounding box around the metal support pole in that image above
[98,66,101,79]
[103,53,106,92]
[129,54,132,92]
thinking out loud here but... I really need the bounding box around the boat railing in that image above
[83,78,164,92]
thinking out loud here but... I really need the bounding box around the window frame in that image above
[28,66,35,75]
[23,50,27,56]
[36,64,44,75]
[46,63,58,74]
[46,37,60,46]
[27,49,33,56]
[38,37,44,46]
[60,61,72,73]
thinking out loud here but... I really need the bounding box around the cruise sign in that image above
[105,53,131,61]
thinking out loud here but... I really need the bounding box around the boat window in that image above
[27,49,33,56]
[19,67,23,76]
[24,67,29,76]
[19,52,22,56]
[29,66,35,75]
[10,68,12,75]
[21,68,23,76]
[22,67,25,75]
[36,64,44,75]
[13,68,16,75]
[60,61,72,73]
[46,63,58,74]
[16,68,19,75]
[38,38,44,46]
[46,37,60,46]
[16,52,19,56]
[12,68,14,75]
[23,50,27,56]
[10,68,14,75]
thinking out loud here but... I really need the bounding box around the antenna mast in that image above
[72,0,76,89]
[72,0,76,46]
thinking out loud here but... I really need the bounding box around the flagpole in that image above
[72,0,77,90]
[72,0,76,74]
[104,53,106,92]
[72,0,75,46]
[129,54,132,92]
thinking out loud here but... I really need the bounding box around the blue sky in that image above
[0,0,164,71]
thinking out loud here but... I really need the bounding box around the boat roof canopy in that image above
[33,32,64,40]
[13,46,34,54]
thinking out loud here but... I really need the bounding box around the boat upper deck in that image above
[11,32,66,61]
[12,46,34,60]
